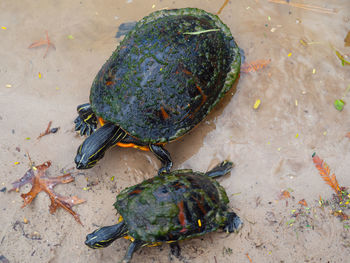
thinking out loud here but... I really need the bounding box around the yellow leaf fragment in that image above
[1,26,7,30]
[253,99,261,109]
[6,84,12,88]
[288,52,292,57]
[38,72,42,79]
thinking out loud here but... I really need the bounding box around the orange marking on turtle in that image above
[177,201,187,233]
[98,117,105,126]
[182,68,193,76]
[188,85,207,119]
[160,106,170,120]
[106,81,114,86]
[194,195,207,215]
[129,189,142,195]
[116,142,150,151]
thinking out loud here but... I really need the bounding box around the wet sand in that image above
[1,0,350,262]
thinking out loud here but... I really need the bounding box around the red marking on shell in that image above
[177,201,187,233]
[129,189,142,195]
[160,106,169,120]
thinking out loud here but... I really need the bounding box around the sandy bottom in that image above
[1,0,350,262]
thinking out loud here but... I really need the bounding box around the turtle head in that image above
[75,145,100,169]
[85,222,128,249]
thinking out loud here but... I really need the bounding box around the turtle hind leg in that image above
[205,161,234,178]
[149,144,172,175]
[85,221,128,249]
[122,239,145,263]
[223,212,243,233]
[74,103,97,136]
[169,242,181,259]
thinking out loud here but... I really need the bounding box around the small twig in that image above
[28,31,56,58]
[246,253,253,263]
[217,0,229,15]
[37,121,59,139]
[269,0,337,14]
[37,121,52,139]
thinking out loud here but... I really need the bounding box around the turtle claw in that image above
[74,103,97,136]
[74,115,97,136]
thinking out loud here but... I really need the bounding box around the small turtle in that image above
[85,161,242,262]
[74,8,241,173]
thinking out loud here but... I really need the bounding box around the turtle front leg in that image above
[122,240,145,263]
[75,123,127,169]
[149,144,172,175]
[205,161,233,178]
[223,212,243,233]
[74,103,97,136]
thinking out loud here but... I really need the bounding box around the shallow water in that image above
[1,0,350,262]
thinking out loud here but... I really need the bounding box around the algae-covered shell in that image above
[115,169,230,242]
[90,8,241,143]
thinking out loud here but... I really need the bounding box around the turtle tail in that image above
[85,221,128,249]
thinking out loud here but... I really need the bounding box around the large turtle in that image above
[74,8,241,173]
[85,161,242,262]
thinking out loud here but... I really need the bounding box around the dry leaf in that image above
[312,153,341,196]
[279,190,291,199]
[10,161,85,224]
[28,31,55,58]
[298,199,308,206]
[241,59,271,73]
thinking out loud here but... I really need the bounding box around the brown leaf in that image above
[241,59,271,73]
[345,31,350,47]
[279,190,291,199]
[298,199,308,207]
[312,153,341,196]
[11,161,85,224]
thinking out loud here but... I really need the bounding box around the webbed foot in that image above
[205,161,233,178]
[223,212,243,233]
[74,103,97,136]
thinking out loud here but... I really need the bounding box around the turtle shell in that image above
[90,8,241,144]
[114,169,230,243]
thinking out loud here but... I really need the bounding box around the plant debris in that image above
[10,161,85,224]
[37,121,60,139]
[28,31,55,58]
[13,220,42,240]
[268,0,337,14]
[330,44,350,66]
[298,199,308,207]
[217,0,229,15]
[183,29,220,35]
[345,31,350,47]
[241,59,271,73]
[312,153,350,221]
[334,85,350,111]
[279,190,291,199]
[312,153,341,196]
